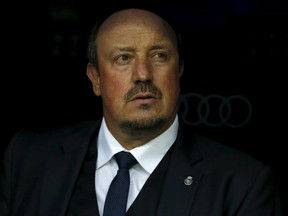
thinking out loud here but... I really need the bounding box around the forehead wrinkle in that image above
[109,32,169,52]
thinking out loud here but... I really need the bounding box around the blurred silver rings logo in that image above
[179,93,253,128]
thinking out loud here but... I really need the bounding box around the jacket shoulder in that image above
[3,120,100,163]
[192,134,268,174]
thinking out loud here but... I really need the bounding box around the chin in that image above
[119,115,166,137]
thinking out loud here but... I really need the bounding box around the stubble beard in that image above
[119,114,166,138]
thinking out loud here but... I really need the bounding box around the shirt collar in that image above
[96,115,179,174]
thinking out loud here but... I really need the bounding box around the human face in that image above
[87,9,183,138]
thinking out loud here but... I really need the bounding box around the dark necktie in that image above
[103,151,138,216]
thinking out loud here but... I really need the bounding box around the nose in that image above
[132,58,153,83]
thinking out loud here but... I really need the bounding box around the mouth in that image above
[131,92,156,101]
[129,93,158,102]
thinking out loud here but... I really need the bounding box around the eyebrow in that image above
[112,46,136,52]
[148,44,168,51]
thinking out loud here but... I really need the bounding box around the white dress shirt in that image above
[95,115,179,216]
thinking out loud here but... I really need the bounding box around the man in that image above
[0,8,283,216]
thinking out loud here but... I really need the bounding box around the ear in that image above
[86,62,101,96]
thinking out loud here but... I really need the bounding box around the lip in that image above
[129,93,158,102]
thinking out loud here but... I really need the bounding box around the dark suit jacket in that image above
[0,120,283,216]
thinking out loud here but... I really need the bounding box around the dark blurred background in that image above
[2,0,287,213]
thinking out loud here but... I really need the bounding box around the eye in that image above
[115,54,130,64]
[153,52,168,61]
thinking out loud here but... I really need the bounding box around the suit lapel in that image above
[38,121,100,216]
[156,124,204,216]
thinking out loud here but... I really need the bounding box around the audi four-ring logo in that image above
[178,93,253,128]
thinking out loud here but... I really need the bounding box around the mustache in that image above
[124,82,162,101]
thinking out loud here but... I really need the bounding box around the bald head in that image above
[98,8,177,41]
[87,8,182,70]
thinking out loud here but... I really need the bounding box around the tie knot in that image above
[114,151,138,169]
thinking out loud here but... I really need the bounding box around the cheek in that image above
[160,73,181,93]
[101,74,128,99]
